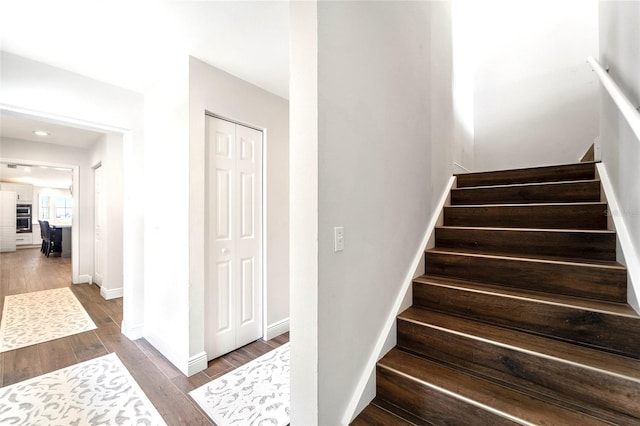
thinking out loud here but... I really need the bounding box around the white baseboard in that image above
[596,163,640,313]
[145,331,190,376]
[188,351,208,377]
[74,274,92,284]
[265,318,290,341]
[100,286,123,300]
[121,320,144,341]
[342,176,456,424]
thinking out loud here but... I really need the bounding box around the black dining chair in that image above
[42,222,62,257]
[38,220,49,254]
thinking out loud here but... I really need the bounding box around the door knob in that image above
[221,248,230,254]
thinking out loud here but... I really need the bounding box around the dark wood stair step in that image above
[451,179,601,205]
[397,306,640,424]
[377,348,608,425]
[456,162,596,188]
[425,249,627,302]
[412,275,640,359]
[435,226,616,261]
[444,202,608,229]
[350,401,416,426]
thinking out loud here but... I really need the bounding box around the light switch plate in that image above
[334,226,344,252]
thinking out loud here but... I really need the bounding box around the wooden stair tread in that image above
[451,179,601,205]
[452,179,601,191]
[399,306,640,381]
[446,201,606,208]
[456,162,596,187]
[413,275,638,317]
[379,348,608,425]
[426,247,625,268]
[437,225,615,235]
[351,402,416,426]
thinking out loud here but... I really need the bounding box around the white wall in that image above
[188,58,290,367]
[290,1,319,423]
[143,57,191,373]
[460,0,599,171]
[90,134,124,299]
[0,51,145,339]
[0,137,92,273]
[598,1,640,309]
[142,56,291,375]
[290,2,453,423]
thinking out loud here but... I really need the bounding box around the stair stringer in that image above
[596,162,640,314]
[342,176,456,424]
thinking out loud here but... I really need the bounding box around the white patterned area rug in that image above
[0,352,167,425]
[190,343,290,426]
[0,287,97,353]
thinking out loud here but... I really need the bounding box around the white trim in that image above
[587,56,640,146]
[74,274,92,284]
[100,286,123,300]
[596,163,640,314]
[342,176,456,424]
[121,320,144,341]
[145,331,188,375]
[453,162,472,173]
[265,318,289,341]
[188,351,209,377]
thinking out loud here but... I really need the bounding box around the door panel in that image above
[205,116,263,359]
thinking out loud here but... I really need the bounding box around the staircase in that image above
[353,162,640,425]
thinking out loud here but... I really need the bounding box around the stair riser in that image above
[435,228,616,261]
[444,204,608,229]
[398,319,640,421]
[451,181,601,205]
[412,281,640,358]
[376,365,518,426]
[425,252,627,302]
[456,163,595,188]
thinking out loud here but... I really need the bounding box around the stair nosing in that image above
[378,361,538,426]
[397,311,640,383]
[436,225,616,234]
[426,248,625,270]
[452,179,601,191]
[413,276,639,319]
[445,201,607,208]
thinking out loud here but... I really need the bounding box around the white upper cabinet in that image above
[0,183,33,203]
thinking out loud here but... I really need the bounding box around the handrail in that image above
[587,56,640,143]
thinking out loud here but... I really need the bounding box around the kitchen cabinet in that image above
[0,191,17,252]
[0,182,33,202]
[16,232,32,246]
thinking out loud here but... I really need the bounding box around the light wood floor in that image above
[0,247,289,425]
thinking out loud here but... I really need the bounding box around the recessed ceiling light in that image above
[33,130,49,136]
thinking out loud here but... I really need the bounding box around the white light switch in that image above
[334,226,345,252]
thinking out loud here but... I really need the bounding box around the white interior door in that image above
[205,116,263,360]
[94,165,104,286]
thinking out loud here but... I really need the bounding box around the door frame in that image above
[204,111,268,352]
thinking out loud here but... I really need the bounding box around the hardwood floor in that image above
[0,247,289,425]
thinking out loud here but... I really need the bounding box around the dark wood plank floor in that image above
[0,247,289,425]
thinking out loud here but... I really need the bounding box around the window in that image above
[55,196,73,219]
[39,195,50,219]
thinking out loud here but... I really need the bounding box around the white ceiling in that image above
[0,162,72,189]
[0,0,290,99]
[0,1,289,189]
[1,113,104,149]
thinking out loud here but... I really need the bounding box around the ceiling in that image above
[0,0,290,99]
[0,1,290,189]
[1,113,104,149]
[0,162,72,189]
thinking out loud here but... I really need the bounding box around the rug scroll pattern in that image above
[190,343,290,426]
[0,287,97,353]
[0,352,167,425]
